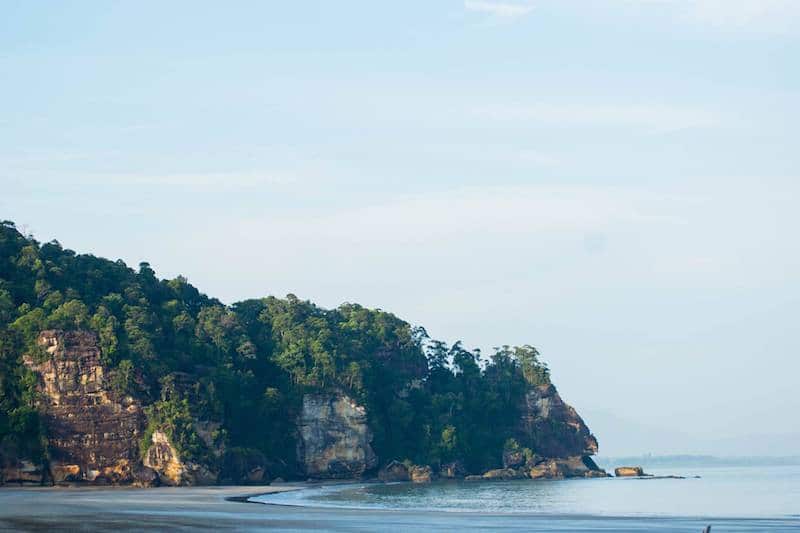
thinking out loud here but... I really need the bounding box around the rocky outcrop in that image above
[508,384,606,479]
[439,460,466,479]
[502,448,527,469]
[378,460,410,482]
[529,456,609,479]
[482,467,526,481]
[516,384,598,458]
[0,459,46,485]
[219,448,269,485]
[297,392,377,479]
[615,466,646,477]
[142,430,184,485]
[409,464,433,483]
[142,429,218,486]
[24,330,144,484]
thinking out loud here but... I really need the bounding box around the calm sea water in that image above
[255,464,800,519]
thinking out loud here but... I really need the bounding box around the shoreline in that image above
[1,482,798,532]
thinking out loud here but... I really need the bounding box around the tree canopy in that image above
[0,221,552,475]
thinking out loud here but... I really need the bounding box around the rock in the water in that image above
[464,475,483,481]
[24,330,144,484]
[615,466,646,477]
[378,460,410,482]
[297,392,377,479]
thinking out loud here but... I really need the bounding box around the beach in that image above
[1,483,798,532]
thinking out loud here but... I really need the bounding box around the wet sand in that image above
[1,484,797,532]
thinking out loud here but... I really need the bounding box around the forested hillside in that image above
[0,220,576,480]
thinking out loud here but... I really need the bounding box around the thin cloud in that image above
[619,0,800,31]
[79,172,296,189]
[464,0,536,18]
[475,103,723,133]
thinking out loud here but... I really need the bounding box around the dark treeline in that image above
[0,221,550,476]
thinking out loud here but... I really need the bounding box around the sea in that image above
[252,462,800,531]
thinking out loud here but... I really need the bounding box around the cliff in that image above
[517,384,598,458]
[297,392,377,479]
[1,330,604,485]
[23,330,144,484]
[0,223,607,486]
[1,331,221,486]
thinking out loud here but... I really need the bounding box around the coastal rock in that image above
[378,460,410,482]
[558,456,609,478]
[482,467,526,481]
[296,392,377,479]
[529,457,609,479]
[143,430,186,485]
[502,449,526,469]
[24,330,144,484]
[141,429,218,486]
[220,448,269,485]
[464,475,483,481]
[132,465,160,487]
[439,460,466,479]
[529,459,565,480]
[410,465,434,483]
[615,466,646,477]
[516,384,598,458]
[0,459,45,485]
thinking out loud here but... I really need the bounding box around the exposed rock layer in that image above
[516,384,598,458]
[24,330,144,484]
[297,392,377,479]
[615,466,646,477]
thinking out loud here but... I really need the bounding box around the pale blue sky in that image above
[3,1,799,455]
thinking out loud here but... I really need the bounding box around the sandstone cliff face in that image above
[297,392,377,479]
[24,330,144,484]
[142,429,218,486]
[516,384,598,459]
[0,459,46,485]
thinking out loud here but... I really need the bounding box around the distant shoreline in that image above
[596,455,800,469]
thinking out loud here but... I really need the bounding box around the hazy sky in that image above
[2,1,799,456]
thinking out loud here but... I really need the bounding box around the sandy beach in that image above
[1,483,798,532]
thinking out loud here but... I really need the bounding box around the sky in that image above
[2,0,799,456]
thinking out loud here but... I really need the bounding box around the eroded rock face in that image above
[439,460,466,479]
[378,460,410,482]
[502,449,526,469]
[143,430,185,485]
[516,384,598,458]
[528,456,609,479]
[24,330,143,484]
[409,464,433,483]
[482,467,526,481]
[142,430,218,486]
[615,466,645,477]
[297,392,377,479]
[0,459,45,485]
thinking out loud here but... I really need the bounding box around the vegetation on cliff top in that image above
[0,221,552,476]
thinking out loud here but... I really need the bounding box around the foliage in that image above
[0,222,553,475]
